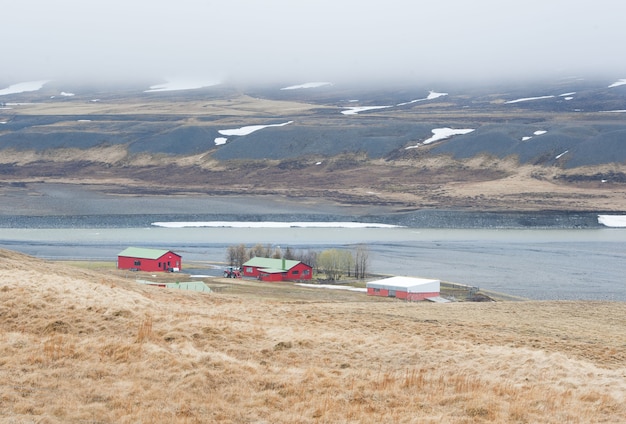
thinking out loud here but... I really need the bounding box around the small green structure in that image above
[136,280,211,292]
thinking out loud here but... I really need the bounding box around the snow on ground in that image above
[598,215,626,227]
[0,80,49,96]
[152,221,401,228]
[405,127,474,149]
[218,121,293,137]
[341,105,392,115]
[144,78,220,92]
[555,150,568,159]
[343,91,448,114]
[522,130,547,141]
[426,90,448,100]
[214,137,228,146]
[60,92,75,97]
[295,283,367,293]
[281,82,332,90]
[608,79,626,88]
[505,95,555,104]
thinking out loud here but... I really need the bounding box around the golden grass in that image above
[1,248,625,423]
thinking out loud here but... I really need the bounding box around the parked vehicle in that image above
[223,267,242,278]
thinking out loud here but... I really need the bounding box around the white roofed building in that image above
[366,276,440,301]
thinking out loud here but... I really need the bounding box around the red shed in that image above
[117,247,182,272]
[366,276,440,301]
[242,257,313,282]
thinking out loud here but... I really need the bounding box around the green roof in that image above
[118,247,174,260]
[243,257,302,270]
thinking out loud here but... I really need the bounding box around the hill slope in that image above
[1,78,626,212]
[1,249,625,422]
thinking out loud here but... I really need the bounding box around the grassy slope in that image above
[1,249,625,423]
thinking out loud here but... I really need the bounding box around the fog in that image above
[4,0,625,86]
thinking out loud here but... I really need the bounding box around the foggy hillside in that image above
[1,78,625,167]
[1,78,626,212]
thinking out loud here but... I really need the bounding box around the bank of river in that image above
[1,224,625,301]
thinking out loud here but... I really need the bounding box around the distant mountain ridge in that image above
[1,78,625,167]
[1,77,626,212]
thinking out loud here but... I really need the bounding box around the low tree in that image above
[354,244,370,279]
[317,248,353,281]
[227,244,248,268]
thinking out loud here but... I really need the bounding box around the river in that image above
[1,224,625,301]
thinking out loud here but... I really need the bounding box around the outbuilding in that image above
[117,247,182,272]
[366,276,440,301]
[242,257,313,282]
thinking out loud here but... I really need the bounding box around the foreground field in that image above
[1,249,625,423]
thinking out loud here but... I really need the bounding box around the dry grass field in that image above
[1,248,626,423]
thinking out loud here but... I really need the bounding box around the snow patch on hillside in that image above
[405,127,474,149]
[215,121,293,144]
[145,78,220,92]
[0,80,49,96]
[505,95,555,104]
[608,79,626,88]
[343,91,448,115]
[281,82,332,90]
[522,130,548,141]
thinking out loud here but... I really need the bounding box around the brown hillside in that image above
[1,249,625,423]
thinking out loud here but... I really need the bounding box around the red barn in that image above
[117,247,182,272]
[242,257,313,282]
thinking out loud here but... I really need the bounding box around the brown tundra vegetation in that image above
[1,248,626,423]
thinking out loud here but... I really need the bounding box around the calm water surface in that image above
[1,226,625,301]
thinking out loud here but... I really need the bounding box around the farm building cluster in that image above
[117,247,442,301]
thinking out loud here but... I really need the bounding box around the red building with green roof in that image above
[117,247,182,272]
[242,257,313,282]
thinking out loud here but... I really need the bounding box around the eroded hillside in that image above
[1,79,626,212]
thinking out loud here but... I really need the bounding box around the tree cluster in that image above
[225,243,370,281]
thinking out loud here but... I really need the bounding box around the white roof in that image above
[366,276,440,292]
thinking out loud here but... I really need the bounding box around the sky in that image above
[3,0,625,86]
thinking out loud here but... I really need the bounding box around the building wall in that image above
[407,291,440,301]
[244,263,313,281]
[367,287,439,301]
[118,253,181,272]
[367,287,390,297]
[243,266,261,278]
[288,263,313,280]
[259,272,285,282]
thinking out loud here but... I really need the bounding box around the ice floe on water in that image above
[145,78,220,92]
[0,80,49,96]
[598,215,626,227]
[152,221,401,228]
[281,82,333,90]
[405,127,474,149]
